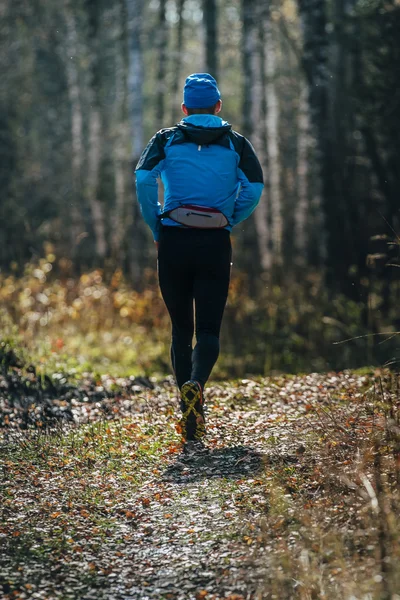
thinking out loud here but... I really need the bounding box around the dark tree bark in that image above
[298,0,372,295]
[241,0,271,271]
[298,0,337,279]
[354,2,400,317]
[241,0,256,138]
[203,0,218,78]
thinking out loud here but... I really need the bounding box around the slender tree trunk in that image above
[264,9,282,264]
[295,74,326,269]
[87,107,107,259]
[329,0,355,268]
[238,0,269,279]
[297,0,329,269]
[126,0,145,284]
[126,0,144,163]
[112,136,127,261]
[203,0,218,78]
[111,0,131,263]
[155,0,168,127]
[295,83,310,263]
[241,0,256,138]
[170,0,185,124]
[252,2,271,272]
[63,0,86,253]
[85,1,108,261]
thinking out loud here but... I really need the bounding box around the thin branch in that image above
[377,209,400,243]
[378,333,399,346]
[333,332,400,345]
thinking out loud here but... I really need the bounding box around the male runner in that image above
[135,73,263,450]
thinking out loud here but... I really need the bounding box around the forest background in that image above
[0,0,399,378]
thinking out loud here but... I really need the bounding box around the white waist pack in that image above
[160,204,229,229]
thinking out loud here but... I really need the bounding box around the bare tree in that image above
[63,0,87,255]
[241,0,256,138]
[297,0,329,268]
[111,0,131,262]
[85,0,108,260]
[295,82,311,263]
[155,0,168,127]
[126,0,145,284]
[203,0,218,77]
[263,5,282,264]
[170,0,185,124]
[246,0,271,271]
[126,0,144,162]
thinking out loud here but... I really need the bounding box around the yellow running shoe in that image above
[179,380,205,441]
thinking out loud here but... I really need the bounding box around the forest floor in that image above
[1,366,400,600]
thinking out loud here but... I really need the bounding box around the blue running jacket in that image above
[135,114,264,241]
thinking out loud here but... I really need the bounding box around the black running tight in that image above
[157,226,232,390]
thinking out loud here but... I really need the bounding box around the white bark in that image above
[126,0,144,161]
[64,12,83,184]
[253,57,272,271]
[265,16,282,264]
[112,136,127,257]
[295,83,309,262]
[125,0,145,284]
[246,4,271,272]
[170,0,185,124]
[63,0,85,249]
[65,0,108,260]
[111,7,130,261]
[155,0,168,127]
[87,107,107,259]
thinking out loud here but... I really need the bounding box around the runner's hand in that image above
[154,241,159,251]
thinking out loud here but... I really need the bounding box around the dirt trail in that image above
[1,372,376,599]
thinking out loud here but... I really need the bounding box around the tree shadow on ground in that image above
[162,445,266,484]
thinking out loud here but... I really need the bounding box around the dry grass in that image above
[1,253,397,379]
[257,373,400,599]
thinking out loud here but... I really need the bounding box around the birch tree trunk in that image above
[85,1,108,260]
[111,0,131,262]
[170,0,185,124]
[203,0,218,78]
[126,0,144,163]
[126,0,145,284]
[63,0,86,254]
[295,82,310,263]
[251,1,271,272]
[264,9,282,264]
[155,0,168,127]
[87,107,107,259]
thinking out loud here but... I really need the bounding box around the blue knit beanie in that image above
[183,73,221,108]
